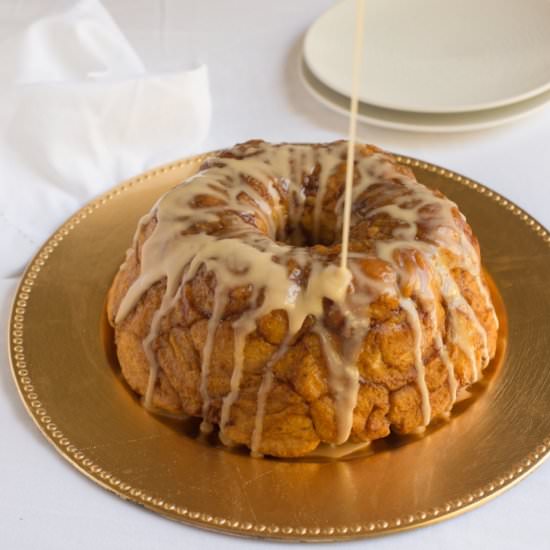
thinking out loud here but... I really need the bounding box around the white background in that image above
[2,1,550,548]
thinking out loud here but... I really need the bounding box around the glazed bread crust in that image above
[107,141,498,457]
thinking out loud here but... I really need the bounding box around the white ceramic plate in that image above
[299,57,550,133]
[304,0,550,114]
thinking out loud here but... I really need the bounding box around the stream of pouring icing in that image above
[340,0,366,271]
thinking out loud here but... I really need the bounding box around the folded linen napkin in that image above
[0,0,211,277]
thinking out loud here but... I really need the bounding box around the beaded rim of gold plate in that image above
[8,152,550,541]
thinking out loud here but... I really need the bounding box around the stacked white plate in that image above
[302,0,550,132]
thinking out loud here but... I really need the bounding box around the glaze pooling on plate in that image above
[112,141,497,455]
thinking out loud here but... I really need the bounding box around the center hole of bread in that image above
[279,191,339,248]
[282,221,331,247]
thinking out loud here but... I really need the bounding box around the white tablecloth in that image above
[2,1,550,548]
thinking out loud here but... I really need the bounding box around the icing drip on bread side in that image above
[113,141,497,455]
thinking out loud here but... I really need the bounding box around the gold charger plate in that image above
[8,151,550,541]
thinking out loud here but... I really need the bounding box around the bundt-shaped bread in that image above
[107,140,498,458]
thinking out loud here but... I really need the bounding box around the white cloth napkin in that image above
[0,0,211,277]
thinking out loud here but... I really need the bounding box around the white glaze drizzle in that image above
[199,286,227,430]
[249,336,292,456]
[114,141,496,452]
[400,298,431,423]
